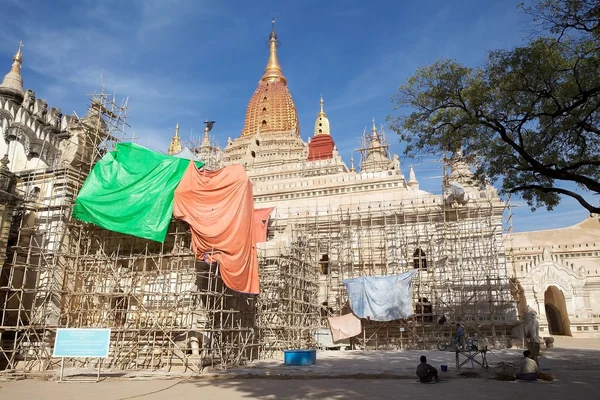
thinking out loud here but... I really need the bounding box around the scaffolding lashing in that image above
[0,89,258,373]
[259,161,518,351]
[256,210,321,359]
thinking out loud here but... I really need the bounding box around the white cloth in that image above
[342,270,418,321]
[520,357,539,374]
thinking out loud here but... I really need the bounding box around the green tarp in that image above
[72,142,204,242]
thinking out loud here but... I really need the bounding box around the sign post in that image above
[399,327,405,349]
[52,328,111,383]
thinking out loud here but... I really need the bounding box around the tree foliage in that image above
[388,0,600,213]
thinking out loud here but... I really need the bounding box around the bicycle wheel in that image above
[437,341,448,351]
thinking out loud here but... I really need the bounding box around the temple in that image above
[170,22,599,343]
[0,22,599,374]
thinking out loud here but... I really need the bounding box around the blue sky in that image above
[0,0,595,232]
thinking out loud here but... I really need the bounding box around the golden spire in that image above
[261,18,287,85]
[240,20,299,137]
[0,41,25,100]
[7,41,23,78]
[314,95,331,136]
[14,41,23,64]
[350,156,355,172]
[167,121,182,155]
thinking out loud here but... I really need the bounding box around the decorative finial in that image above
[269,18,277,41]
[0,40,25,100]
[175,121,180,137]
[350,156,355,172]
[14,41,23,64]
[262,18,286,84]
[370,118,380,144]
[314,95,330,136]
[408,165,418,187]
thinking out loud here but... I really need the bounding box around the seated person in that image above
[416,355,440,383]
[516,350,539,381]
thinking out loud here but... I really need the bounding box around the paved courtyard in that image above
[1,337,598,399]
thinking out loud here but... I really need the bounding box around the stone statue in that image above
[204,120,216,132]
[22,89,35,112]
[392,154,400,170]
[33,98,48,121]
[46,107,62,131]
[523,306,543,360]
[523,307,542,343]
[227,137,233,146]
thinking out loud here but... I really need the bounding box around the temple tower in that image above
[167,122,183,155]
[307,96,336,161]
[223,19,306,169]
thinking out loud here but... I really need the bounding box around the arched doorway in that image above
[544,286,572,336]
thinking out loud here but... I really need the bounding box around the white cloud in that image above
[0,1,239,153]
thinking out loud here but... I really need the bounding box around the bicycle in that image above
[437,336,478,351]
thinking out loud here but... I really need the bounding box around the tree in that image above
[388,0,600,213]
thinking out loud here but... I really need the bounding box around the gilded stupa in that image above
[167,122,182,155]
[241,19,299,137]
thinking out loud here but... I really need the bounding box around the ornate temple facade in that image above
[0,20,599,373]
[508,217,600,337]
[167,22,600,340]
[170,23,520,345]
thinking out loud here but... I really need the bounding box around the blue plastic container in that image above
[283,349,317,366]
[441,365,448,372]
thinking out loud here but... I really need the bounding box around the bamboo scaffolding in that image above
[0,89,258,373]
[1,93,521,373]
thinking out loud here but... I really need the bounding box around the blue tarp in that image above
[343,270,418,322]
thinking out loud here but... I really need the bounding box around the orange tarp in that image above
[254,207,274,243]
[173,162,259,294]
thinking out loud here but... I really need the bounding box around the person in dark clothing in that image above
[416,355,440,383]
[455,323,465,348]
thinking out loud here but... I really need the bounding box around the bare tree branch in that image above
[510,184,600,214]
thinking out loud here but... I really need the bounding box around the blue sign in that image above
[53,328,111,358]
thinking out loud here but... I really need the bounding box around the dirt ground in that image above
[1,371,597,400]
[1,336,598,399]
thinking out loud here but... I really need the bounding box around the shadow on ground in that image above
[176,345,600,399]
[183,372,597,400]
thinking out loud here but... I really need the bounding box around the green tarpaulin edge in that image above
[72,142,204,242]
